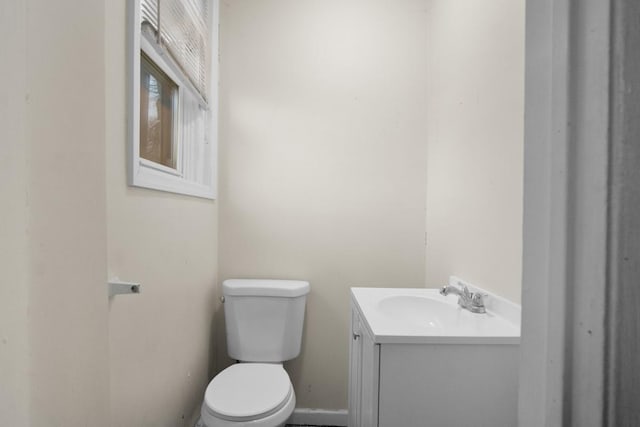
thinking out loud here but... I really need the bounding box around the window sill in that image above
[130,159,216,200]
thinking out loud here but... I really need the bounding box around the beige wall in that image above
[424,0,524,303]
[1,0,111,426]
[1,1,219,426]
[218,0,429,409]
[105,1,219,426]
[27,0,112,423]
[0,1,29,425]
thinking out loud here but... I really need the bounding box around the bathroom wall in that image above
[424,0,524,303]
[1,0,112,426]
[1,1,220,426]
[0,1,30,425]
[105,1,219,426]
[218,0,429,410]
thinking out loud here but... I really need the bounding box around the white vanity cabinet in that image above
[348,287,520,427]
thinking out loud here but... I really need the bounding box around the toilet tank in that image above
[223,279,310,362]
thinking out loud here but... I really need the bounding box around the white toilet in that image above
[200,279,310,427]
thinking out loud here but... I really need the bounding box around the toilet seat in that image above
[203,363,292,422]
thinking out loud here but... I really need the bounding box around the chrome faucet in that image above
[440,283,487,314]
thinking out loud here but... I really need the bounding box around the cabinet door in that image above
[348,306,363,427]
[360,326,379,427]
[349,305,380,427]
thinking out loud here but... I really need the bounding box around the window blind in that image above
[140,0,158,29]
[140,0,210,102]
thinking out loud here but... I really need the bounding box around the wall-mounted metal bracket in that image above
[108,280,141,297]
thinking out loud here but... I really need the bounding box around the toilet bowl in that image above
[200,279,310,427]
[201,363,295,427]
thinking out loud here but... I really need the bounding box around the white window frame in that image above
[128,0,218,199]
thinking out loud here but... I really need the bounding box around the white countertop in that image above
[351,286,520,345]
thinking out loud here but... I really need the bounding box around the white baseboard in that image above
[286,408,348,426]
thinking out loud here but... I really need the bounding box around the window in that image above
[140,53,178,169]
[129,0,218,199]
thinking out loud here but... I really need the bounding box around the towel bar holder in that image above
[109,280,141,297]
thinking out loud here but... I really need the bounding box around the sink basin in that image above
[377,295,456,330]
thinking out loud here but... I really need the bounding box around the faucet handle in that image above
[471,292,488,307]
[462,285,472,299]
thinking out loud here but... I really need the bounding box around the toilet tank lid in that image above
[223,279,310,298]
